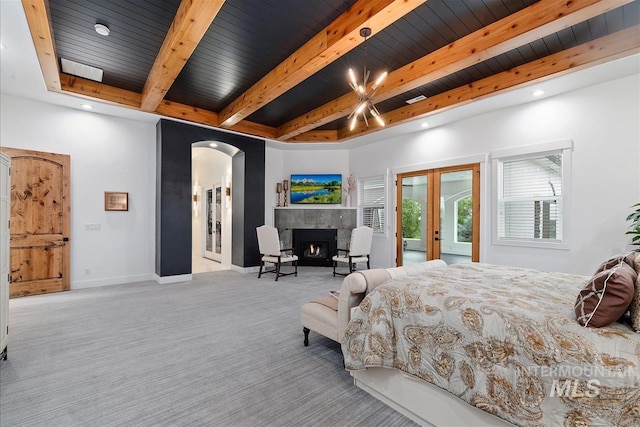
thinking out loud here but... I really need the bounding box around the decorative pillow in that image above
[630,254,640,332]
[594,252,637,273]
[575,262,636,328]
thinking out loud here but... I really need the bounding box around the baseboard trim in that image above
[154,273,193,284]
[230,265,260,274]
[71,273,155,289]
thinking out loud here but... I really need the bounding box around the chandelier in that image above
[347,27,387,131]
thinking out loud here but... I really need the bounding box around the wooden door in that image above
[396,164,480,266]
[0,147,70,297]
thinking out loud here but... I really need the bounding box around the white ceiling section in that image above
[1,0,639,147]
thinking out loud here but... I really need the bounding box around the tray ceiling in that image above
[21,0,640,143]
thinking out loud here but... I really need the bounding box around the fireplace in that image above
[293,229,337,267]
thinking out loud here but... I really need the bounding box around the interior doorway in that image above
[192,143,233,273]
[396,164,480,266]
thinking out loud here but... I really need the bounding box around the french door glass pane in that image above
[439,170,472,265]
[401,175,427,264]
[206,189,213,252]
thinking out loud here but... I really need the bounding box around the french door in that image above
[203,185,223,262]
[396,164,480,266]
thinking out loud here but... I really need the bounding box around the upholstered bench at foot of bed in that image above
[300,296,339,345]
[300,260,448,347]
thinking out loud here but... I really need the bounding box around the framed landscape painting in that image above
[290,174,342,204]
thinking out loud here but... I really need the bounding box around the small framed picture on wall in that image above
[104,191,128,211]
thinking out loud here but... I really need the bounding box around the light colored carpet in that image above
[0,267,417,427]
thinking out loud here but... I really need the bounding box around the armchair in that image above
[332,226,373,277]
[256,225,298,281]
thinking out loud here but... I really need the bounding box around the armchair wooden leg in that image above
[294,260,298,277]
[258,260,264,278]
[275,261,281,281]
[333,260,337,277]
[303,327,310,346]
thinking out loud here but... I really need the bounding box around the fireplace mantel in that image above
[274,208,356,254]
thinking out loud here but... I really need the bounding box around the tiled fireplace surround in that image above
[274,208,357,265]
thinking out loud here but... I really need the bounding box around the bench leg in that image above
[303,327,310,346]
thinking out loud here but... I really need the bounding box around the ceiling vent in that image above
[60,58,103,82]
[405,94,427,104]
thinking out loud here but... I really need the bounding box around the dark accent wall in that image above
[155,119,265,278]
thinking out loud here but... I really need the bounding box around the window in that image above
[455,195,472,243]
[358,175,385,233]
[493,141,571,248]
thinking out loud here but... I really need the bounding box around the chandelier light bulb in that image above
[348,68,357,86]
[350,115,358,131]
[372,71,387,90]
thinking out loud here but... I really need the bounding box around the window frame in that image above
[357,174,387,236]
[491,140,572,250]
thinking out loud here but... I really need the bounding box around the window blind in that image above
[498,153,563,242]
[357,175,385,233]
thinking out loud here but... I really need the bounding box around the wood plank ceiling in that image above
[22,0,640,143]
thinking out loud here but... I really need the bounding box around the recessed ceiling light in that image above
[421,122,429,128]
[94,23,110,36]
[81,104,93,110]
[532,89,545,97]
[209,143,218,148]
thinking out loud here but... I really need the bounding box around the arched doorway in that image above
[192,142,235,272]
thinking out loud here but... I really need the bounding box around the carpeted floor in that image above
[0,267,417,427]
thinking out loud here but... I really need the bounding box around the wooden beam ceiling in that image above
[21,0,60,92]
[217,0,427,127]
[335,25,640,140]
[140,0,226,112]
[21,0,638,144]
[276,0,634,141]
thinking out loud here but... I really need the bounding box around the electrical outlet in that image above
[85,223,101,231]
[85,268,90,275]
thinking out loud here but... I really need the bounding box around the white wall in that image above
[0,95,157,288]
[346,74,640,275]
[264,145,350,227]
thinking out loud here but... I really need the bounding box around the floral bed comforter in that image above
[342,263,640,426]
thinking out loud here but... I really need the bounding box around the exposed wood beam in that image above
[338,25,640,140]
[60,74,277,140]
[154,100,219,127]
[218,0,426,127]
[228,121,278,140]
[140,0,225,112]
[154,100,277,140]
[277,0,633,141]
[21,0,60,92]
[288,130,339,143]
[60,74,141,108]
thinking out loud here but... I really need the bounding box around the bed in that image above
[341,262,640,426]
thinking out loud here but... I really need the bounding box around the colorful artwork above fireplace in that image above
[290,174,342,204]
